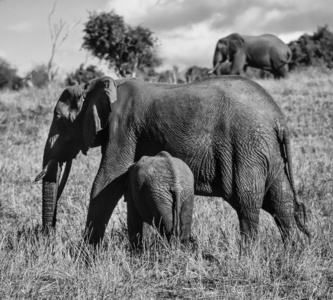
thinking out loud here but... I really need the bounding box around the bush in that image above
[289,25,333,70]
[29,64,49,88]
[64,64,105,85]
[0,58,22,90]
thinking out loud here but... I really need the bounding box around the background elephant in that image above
[35,75,310,247]
[212,33,292,78]
[125,151,194,249]
[215,61,232,76]
[185,66,210,83]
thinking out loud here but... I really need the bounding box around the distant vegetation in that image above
[0,61,50,91]
[29,64,50,88]
[0,58,23,90]
[1,23,333,91]
[64,64,105,85]
[82,11,161,78]
[288,25,333,70]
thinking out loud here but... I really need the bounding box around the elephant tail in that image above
[171,185,181,239]
[159,151,181,239]
[281,127,311,239]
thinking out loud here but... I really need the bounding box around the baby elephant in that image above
[125,151,195,249]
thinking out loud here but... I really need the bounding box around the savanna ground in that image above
[0,68,332,299]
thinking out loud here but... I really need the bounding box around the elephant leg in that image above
[230,51,246,75]
[278,64,289,78]
[262,174,294,243]
[237,203,261,244]
[151,196,174,242]
[153,214,169,241]
[84,179,125,247]
[272,61,289,79]
[127,199,144,250]
[234,168,265,245]
[273,71,283,80]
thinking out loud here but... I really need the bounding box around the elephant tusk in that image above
[34,168,47,182]
[35,161,51,182]
[34,159,56,182]
[56,159,72,200]
[208,62,222,75]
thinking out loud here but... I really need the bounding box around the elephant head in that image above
[212,33,245,75]
[35,76,117,231]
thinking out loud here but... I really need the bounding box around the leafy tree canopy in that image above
[82,11,162,77]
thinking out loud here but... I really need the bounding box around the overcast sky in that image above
[0,0,332,77]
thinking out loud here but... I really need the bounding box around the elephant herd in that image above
[35,73,310,251]
[183,32,292,81]
[136,32,292,84]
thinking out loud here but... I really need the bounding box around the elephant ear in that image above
[81,76,117,154]
[217,39,228,50]
[228,33,245,54]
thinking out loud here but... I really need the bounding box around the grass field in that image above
[0,69,332,299]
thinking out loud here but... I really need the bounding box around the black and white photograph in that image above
[0,0,332,298]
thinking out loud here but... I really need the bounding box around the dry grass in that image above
[0,70,332,299]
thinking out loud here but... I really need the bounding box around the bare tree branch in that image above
[47,1,79,82]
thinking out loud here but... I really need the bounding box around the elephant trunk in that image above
[41,160,72,229]
[213,50,223,75]
[42,165,60,229]
[36,134,73,230]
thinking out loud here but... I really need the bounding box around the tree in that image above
[0,58,20,90]
[64,64,105,85]
[29,64,49,88]
[82,11,161,77]
[47,1,79,82]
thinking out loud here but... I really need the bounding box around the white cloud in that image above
[261,9,282,25]
[279,31,307,43]
[106,0,158,25]
[105,0,228,70]
[236,6,262,27]
[157,21,222,70]
[8,22,31,33]
[100,0,333,70]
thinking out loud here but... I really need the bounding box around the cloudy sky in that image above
[0,0,332,76]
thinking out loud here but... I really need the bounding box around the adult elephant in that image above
[35,76,310,246]
[212,33,292,78]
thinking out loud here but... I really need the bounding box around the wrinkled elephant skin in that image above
[36,75,310,246]
[125,151,194,249]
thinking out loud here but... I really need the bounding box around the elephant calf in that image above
[125,151,194,249]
